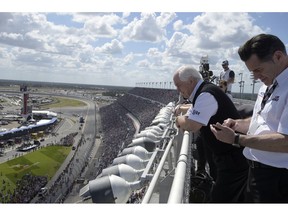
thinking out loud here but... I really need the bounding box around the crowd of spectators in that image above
[96,102,136,177]
[117,94,163,131]
[127,185,149,203]
[96,87,175,177]
[0,173,47,203]
[0,141,77,203]
[95,88,177,203]
[129,88,178,105]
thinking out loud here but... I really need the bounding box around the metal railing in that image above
[168,130,191,203]
[140,127,195,204]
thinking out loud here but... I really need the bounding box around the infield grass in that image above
[0,145,71,195]
[41,97,87,109]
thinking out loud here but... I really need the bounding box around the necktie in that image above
[258,80,278,114]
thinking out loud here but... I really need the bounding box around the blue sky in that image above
[1,1,288,95]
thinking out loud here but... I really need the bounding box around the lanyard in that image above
[258,80,278,114]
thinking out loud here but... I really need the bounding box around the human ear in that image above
[273,50,283,62]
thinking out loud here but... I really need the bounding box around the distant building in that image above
[30,110,58,120]
[21,93,29,115]
[20,85,27,92]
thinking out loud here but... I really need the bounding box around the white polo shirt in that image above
[186,80,218,126]
[220,69,234,92]
[244,67,288,168]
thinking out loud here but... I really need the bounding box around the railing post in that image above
[141,137,175,203]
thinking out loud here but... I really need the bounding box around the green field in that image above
[41,97,87,108]
[0,145,71,199]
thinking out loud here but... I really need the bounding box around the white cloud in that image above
[83,14,120,37]
[137,59,151,68]
[122,12,130,19]
[120,13,165,42]
[173,20,184,31]
[166,32,191,59]
[95,39,123,54]
[147,47,161,57]
[156,12,177,28]
[163,12,267,68]
[123,53,134,65]
[186,13,263,49]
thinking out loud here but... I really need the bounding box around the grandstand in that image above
[0,117,58,141]
[16,143,39,152]
[1,114,22,121]
[30,110,57,120]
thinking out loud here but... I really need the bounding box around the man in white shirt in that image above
[219,60,235,96]
[210,34,288,202]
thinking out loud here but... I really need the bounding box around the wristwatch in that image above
[232,133,241,148]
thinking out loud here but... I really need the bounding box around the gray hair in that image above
[177,65,202,82]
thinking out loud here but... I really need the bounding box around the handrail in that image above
[167,130,190,203]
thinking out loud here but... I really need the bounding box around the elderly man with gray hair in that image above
[173,65,250,203]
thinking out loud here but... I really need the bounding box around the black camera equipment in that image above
[199,56,216,83]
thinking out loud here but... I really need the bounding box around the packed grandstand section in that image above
[93,88,179,184]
